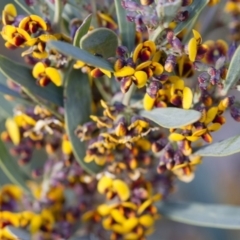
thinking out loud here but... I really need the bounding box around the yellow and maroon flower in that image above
[2,4,17,25]
[19,15,47,34]
[203,40,228,64]
[32,62,62,87]
[225,0,240,14]
[187,29,207,62]
[1,25,32,49]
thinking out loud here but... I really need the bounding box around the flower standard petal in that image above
[112,179,130,201]
[114,66,135,77]
[133,43,143,63]
[97,176,113,194]
[188,37,197,62]
[192,29,202,44]
[182,87,193,110]
[139,214,154,227]
[110,209,126,223]
[205,107,218,125]
[45,67,62,86]
[133,71,148,88]
[143,93,155,110]
[5,118,20,145]
[32,62,46,78]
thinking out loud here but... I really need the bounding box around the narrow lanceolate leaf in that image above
[48,41,114,71]
[140,107,201,128]
[222,46,240,95]
[0,83,22,99]
[14,0,35,15]
[64,69,103,174]
[114,0,135,52]
[0,139,30,194]
[73,14,92,47]
[80,28,118,58]
[193,134,240,157]
[0,55,63,106]
[7,227,31,240]
[158,201,240,229]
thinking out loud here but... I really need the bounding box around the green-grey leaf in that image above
[193,134,240,157]
[158,201,240,229]
[80,28,118,58]
[156,0,182,24]
[0,139,30,194]
[151,0,209,43]
[0,55,64,107]
[48,40,114,71]
[14,0,35,15]
[140,108,201,128]
[7,227,31,240]
[114,0,135,51]
[222,46,240,94]
[64,69,103,175]
[0,82,23,99]
[73,14,92,47]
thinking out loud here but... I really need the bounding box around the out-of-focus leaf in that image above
[0,94,14,117]
[80,28,118,58]
[222,46,240,94]
[114,0,135,51]
[0,139,30,194]
[193,134,240,156]
[14,0,35,15]
[73,14,92,47]
[0,82,23,99]
[158,201,240,229]
[156,0,182,24]
[7,227,31,240]
[64,69,103,175]
[151,0,209,43]
[140,108,201,128]
[0,55,64,106]
[48,40,114,71]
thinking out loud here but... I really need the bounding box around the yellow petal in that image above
[152,50,161,62]
[207,123,221,132]
[99,68,111,78]
[97,176,113,194]
[121,202,137,210]
[1,25,16,40]
[39,34,57,42]
[143,40,156,55]
[110,209,126,223]
[136,61,152,70]
[73,60,85,69]
[30,15,47,30]
[45,67,62,86]
[123,217,139,231]
[30,215,42,233]
[97,204,112,216]
[192,128,207,137]
[169,133,185,141]
[2,4,17,25]
[138,199,152,215]
[32,51,49,59]
[102,216,112,230]
[139,214,154,227]
[186,136,199,142]
[16,28,31,41]
[134,71,148,88]
[192,29,202,44]
[112,179,130,201]
[32,62,46,78]
[182,87,193,110]
[2,184,23,199]
[133,43,143,63]
[5,118,20,145]
[152,62,164,75]
[62,139,72,155]
[205,107,218,125]
[124,233,139,240]
[114,66,135,77]
[188,38,197,62]
[143,93,155,111]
